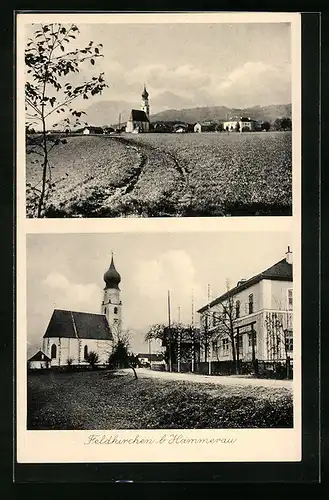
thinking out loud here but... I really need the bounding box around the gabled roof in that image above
[129,109,149,122]
[43,309,113,341]
[197,258,292,313]
[28,350,51,362]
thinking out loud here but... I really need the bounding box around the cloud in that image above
[125,63,211,96]
[214,61,291,107]
[130,251,204,329]
[43,272,102,312]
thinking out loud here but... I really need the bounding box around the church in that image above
[38,254,122,368]
[125,85,150,133]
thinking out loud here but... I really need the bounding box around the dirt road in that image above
[131,367,293,389]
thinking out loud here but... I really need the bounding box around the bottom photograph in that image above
[26,230,294,431]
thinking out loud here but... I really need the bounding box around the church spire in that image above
[142,84,149,100]
[103,253,121,290]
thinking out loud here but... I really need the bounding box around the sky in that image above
[25,21,291,116]
[26,230,292,356]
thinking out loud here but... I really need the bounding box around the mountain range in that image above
[83,92,291,127]
[150,104,292,125]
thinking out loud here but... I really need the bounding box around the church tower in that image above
[141,84,150,118]
[101,253,122,337]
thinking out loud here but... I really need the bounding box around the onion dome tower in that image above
[101,253,122,334]
[141,84,150,118]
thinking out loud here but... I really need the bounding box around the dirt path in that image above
[131,367,293,389]
[111,135,189,190]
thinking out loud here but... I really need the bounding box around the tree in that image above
[66,356,74,370]
[216,122,224,132]
[25,23,108,217]
[235,122,240,132]
[272,118,282,131]
[264,311,293,378]
[271,117,292,131]
[86,351,99,369]
[109,324,138,379]
[145,322,201,370]
[261,121,270,132]
[280,117,292,131]
[200,281,240,374]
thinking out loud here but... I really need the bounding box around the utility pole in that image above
[191,290,195,373]
[207,284,211,376]
[177,306,181,373]
[167,290,172,372]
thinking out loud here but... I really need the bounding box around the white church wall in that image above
[43,336,112,366]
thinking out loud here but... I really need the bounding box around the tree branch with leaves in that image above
[25,23,108,217]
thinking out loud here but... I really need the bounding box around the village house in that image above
[197,248,293,365]
[82,126,104,135]
[126,85,150,133]
[27,350,51,370]
[33,254,122,368]
[223,116,257,132]
[194,121,217,133]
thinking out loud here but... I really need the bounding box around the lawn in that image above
[26,131,292,218]
[27,369,293,430]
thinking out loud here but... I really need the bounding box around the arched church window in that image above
[114,307,118,314]
[51,344,57,359]
[84,345,88,360]
[104,307,107,315]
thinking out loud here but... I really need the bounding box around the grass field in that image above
[27,370,293,430]
[26,131,292,218]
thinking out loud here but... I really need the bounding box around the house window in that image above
[84,345,88,360]
[248,294,254,314]
[212,340,218,352]
[236,300,240,318]
[222,338,229,354]
[288,289,293,310]
[114,307,118,314]
[51,344,57,359]
[285,330,293,352]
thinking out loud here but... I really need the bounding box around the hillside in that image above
[83,98,291,127]
[150,104,292,124]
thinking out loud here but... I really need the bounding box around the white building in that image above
[223,116,254,132]
[197,248,293,363]
[27,350,51,370]
[41,254,122,367]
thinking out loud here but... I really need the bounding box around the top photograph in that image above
[23,15,298,218]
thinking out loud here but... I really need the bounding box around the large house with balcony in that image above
[197,248,293,364]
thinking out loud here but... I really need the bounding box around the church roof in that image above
[197,258,293,313]
[129,109,149,122]
[43,309,113,341]
[28,350,51,362]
